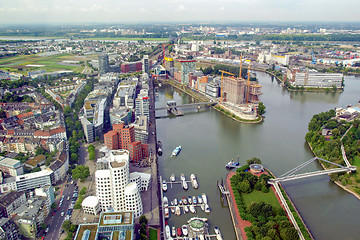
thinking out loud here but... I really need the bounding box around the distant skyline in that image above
[0,0,359,24]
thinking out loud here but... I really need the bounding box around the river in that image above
[155,72,360,240]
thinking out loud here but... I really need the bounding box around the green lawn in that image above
[242,190,282,209]
[149,228,158,240]
[352,156,360,167]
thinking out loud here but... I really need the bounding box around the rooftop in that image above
[99,211,133,227]
[0,157,20,168]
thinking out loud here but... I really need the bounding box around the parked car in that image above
[61,212,64,216]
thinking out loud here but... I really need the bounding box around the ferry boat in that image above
[189,205,196,214]
[226,159,240,169]
[162,180,167,191]
[182,225,189,236]
[164,207,169,219]
[190,174,198,189]
[180,173,186,181]
[182,180,188,190]
[163,196,168,207]
[175,206,181,215]
[170,174,175,182]
[202,193,208,204]
[172,145,182,157]
[205,203,211,213]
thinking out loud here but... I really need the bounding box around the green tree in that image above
[238,180,251,193]
[139,215,148,225]
[72,165,90,181]
[79,187,87,195]
[246,157,262,165]
[71,153,78,163]
[258,102,266,115]
[40,223,47,230]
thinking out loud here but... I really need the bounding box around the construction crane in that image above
[246,64,251,103]
[219,70,235,102]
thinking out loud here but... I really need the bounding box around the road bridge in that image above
[154,101,216,111]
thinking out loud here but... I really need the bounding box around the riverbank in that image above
[306,142,360,200]
[161,79,263,123]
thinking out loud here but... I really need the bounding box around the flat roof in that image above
[0,157,20,168]
[99,211,133,227]
[75,224,98,240]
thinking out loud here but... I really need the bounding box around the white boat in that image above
[188,196,192,204]
[200,204,205,212]
[162,180,167,191]
[190,205,196,214]
[184,205,189,213]
[170,200,174,206]
[180,173,186,181]
[175,206,181,215]
[199,235,205,240]
[172,226,176,237]
[170,207,175,214]
[172,145,182,157]
[205,203,211,213]
[198,195,203,204]
[165,225,171,239]
[214,227,223,240]
[190,174,199,189]
[182,225,189,236]
[163,196,168,207]
[192,196,197,204]
[182,180,188,190]
[202,193,208,204]
[174,198,178,206]
[179,199,182,205]
[182,197,187,205]
[170,174,175,182]
[164,207,169,219]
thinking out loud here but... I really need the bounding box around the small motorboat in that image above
[180,173,185,181]
[174,198,178,206]
[162,180,167,191]
[182,225,189,236]
[184,205,189,213]
[177,227,182,237]
[170,207,175,214]
[190,205,196,214]
[188,196,192,204]
[202,193,208,204]
[172,226,176,237]
[163,196,168,207]
[175,206,181,215]
[182,197,187,205]
[205,203,211,213]
[170,174,175,182]
[192,196,197,204]
[164,207,169,219]
[182,180,188,190]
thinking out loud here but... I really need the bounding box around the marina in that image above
[161,174,199,190]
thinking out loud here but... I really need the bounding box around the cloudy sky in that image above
[0,0,359,24]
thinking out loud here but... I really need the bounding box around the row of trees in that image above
[88,145,96,161]
[62,220,77,240]
[230,159,300,240]
[0,93,34,103]
[72,165,90,182]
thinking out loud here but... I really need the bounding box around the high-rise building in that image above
[135,89,150,118]
[95,150,143,217]
[142,55,149,74]
[222,76,246,104]
[98,53,109,75]
[179,60,196,85]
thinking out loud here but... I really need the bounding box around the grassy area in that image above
[0,53,86,74]
[242,190,282,210]
[149,228,158,240]
[352,156,360,167]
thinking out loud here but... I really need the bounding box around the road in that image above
[42,143,86,240]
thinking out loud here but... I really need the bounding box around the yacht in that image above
[184,205,189,213]
[180,173,186,181]
[175,206,181,215]
[189,205,196,214]
[171,226,176,237]
[165,225,170,239]
[174,198,178,206]
[163,196,168,207]
[182,180,188,190]
[182,197,187,205]
[198,195,203,204]
[192,196,197,204]
[188,196,192,204]
[205,203,211,213]
[164,207,169,219]
[190,174,198,189]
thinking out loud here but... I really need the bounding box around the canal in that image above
[155,72,360,240]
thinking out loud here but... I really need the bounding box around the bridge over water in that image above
[154,101,217,111]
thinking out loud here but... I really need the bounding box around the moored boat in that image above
[162,180,167,191]
[226,159,240,169]
[165,225,171,239]
[190,174,198,189]
[170,207,175,214]
[171,226,176,237]
[174,198,178,206]
[182,180,188,190]
[177,228,182,237]
[192,196,197,204]
[200,204,205,212]
[182,225,188,236]
[164,207,169,219]
[172,145,182,157]
[170,174,175,182]
[202,193,207,204]
[188,196,192,204]
[214,227,223,240]
[182,197,187,205]
[205,203,211,213]
[184,205,189,213]
[175,206,181,215]
[198,195,203,204]
[163,196,168,207]
[189,205,196,214]
[180,173,185,181]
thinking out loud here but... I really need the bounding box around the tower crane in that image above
[219,70,235,102]
[246,64,251,103]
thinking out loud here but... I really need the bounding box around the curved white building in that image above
[95,170,112,212]
[125,182,143,218]
[129,172,141,192]
[82,196,100,215]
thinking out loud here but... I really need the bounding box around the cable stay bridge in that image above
[268,157,356,240]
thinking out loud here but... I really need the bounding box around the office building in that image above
[82,196,100,215]
[222,77,246,104]
[142,55,149,74]
[81,117,94,143]
[124,182,143,218]
[287,68,343,88]
[135,89,150,118]
[0,157,23,177]
[98,53,110,75]
[15,169,53,192]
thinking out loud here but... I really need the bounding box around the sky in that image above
[0,0,359,24]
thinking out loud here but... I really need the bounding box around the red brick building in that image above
[104,124,147,162]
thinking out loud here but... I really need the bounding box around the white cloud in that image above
[178,4,186,11]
